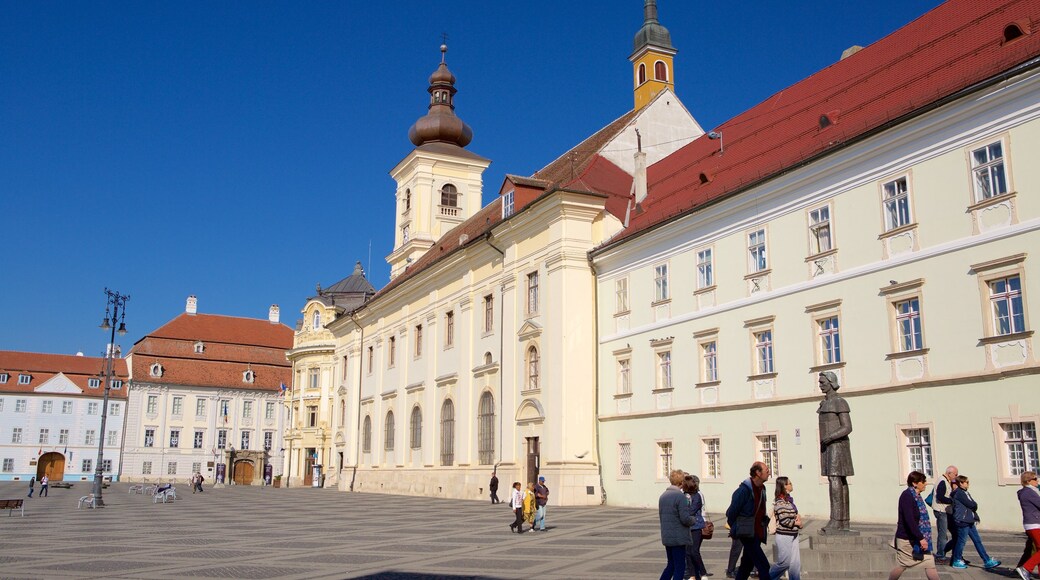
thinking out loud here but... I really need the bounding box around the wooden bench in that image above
[77,494,97,509]
[0,499,25,516]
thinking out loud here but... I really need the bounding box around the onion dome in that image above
[633,0,674,52]
[408,44,474,148]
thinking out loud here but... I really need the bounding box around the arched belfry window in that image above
[478,392,495,465]
[440,183,458,207]
[440,399,455,466]
[526,346,539,391]
[654,61,668,82]
[638,63,647,85]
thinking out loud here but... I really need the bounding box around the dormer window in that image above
[243,370,255,384]
[502,190,515,218]
[194,341,205,354]
[110,380,123,390]
[88,378,101,389]
[440,184,459,207]
[312,310,322,330]
[0,373,8,384]
[18,374,30,385]
[1004,23,1025,43]
[150,363,164,378]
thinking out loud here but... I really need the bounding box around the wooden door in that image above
[525,437,540,486]
[233,460,254,485]
[37,452,65,481]
[303,455,314,486]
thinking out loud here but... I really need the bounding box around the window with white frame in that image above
[618,442,632,478]
[167,461,177,475]
[704,438,721,479]
[243,370,254,383]
[106,430,117,446]
[110,402,120,416]
[241,431,250,450]
[0,399,3,412]
[62,400,73,414]
[748,229,768,273]
[172,396,183,416]
[445,311,455,348]
[87,402,99,415]
[502,190,515,218]
[657,441,673,480]
[15,399,26,412]
[757,434,779,475]
[88,377,100,388]
[0,373,7,383]
[194,341,205,353]
[526,346,539,391]
[142,461,152,475]
[243,400,253,419]
[754,330,775,374]
[697,249,713,289]
[415,325,423,358]
[265,401,274,420]
[903,428,934,478]
[615,278,629,313]
[401,225,409,243]
[41,400,52,413]
[971,140,1009,201]
[18,374,30,385]
[84,430,96,446]
[82,459,92,472]
[484,294,494,332]
[102,459,112,473]
[169,429,180,448]
[39,428,49,444]
[308,368,319,389]
[193,430,204,449]
[146,395,157,414]
[110,379,122,389]
[990,275,1026,335]
[657,351,672,390]
[144,429,154,447]
[11,427,22,443]
[217,429,227,449]
[527,271,539,315]
[654,264,669,302]
[617,358,631,394]
[197,399,207,417]
[817,316,842,364]
[882,176,912,231]
[702,341,718,382]
[264,431,273,451]
[895,298,923,351]
[192,461,201,473]
[312,309,321,330]
[809,205,832,254]
[59,429,69,445]
[1002,421,1039,476]
[2,458,13,472]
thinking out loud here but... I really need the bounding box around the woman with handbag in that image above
[950,475,1000,570]
[888,471,940,580]
[683,474,709,580]
[768,477,802,580]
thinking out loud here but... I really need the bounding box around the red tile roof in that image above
[139,313,294,350]
[0,351,129,397]
[130,355,289,392]
[597,0,1040,250]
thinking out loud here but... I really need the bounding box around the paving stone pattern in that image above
[0,482,1029,579]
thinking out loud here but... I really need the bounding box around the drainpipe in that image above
[484,232,506,470]
[587,254,606,505]
[348,313,365,492]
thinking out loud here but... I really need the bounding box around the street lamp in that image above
[93,288,129,506]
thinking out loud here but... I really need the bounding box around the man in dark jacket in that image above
[489,472,499,504]
[659,469,695,580]
[726,462,772,580]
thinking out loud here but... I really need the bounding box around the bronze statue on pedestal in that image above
[818,371,857,535]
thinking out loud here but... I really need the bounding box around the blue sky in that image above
[0,0,942,356]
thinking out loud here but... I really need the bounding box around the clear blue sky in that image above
[0,0,942,356]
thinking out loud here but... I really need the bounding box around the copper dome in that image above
[407,45,473,148]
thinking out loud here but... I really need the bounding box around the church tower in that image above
[387,44,491,280]
[630,0,676,110]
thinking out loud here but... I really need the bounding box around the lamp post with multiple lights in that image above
[92,288,129,506]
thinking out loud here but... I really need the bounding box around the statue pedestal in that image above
[819,526,860,536]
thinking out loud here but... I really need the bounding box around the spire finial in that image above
[441,33,448,63]
[644,0,659,24]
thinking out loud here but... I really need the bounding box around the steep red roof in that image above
[130,355,288,391]
[533,109,640,187]
[600,0,1040,248]
[0,351,129,397]
[140,313,294,350]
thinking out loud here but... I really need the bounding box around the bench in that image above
[153,486,177,504]
[77,495,97,509]
[128,484,145,495]
[51,482,73,489]
[1,499,25,516]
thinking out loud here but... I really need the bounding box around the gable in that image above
[34,372,83,394]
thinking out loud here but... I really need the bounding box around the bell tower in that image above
[630,0,676,109]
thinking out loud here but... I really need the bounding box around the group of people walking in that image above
[27,475,49,498]
[492,472,549,534]
[189,472,205,493]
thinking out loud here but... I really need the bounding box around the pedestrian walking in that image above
[27,476,35,498]
[769,476,802,580]
[726,533,753,578]
[726,461,772,580]
[1015,470,1040,580]
[682,474,708,580]
[659,469,696,580]
[197,473,205,493]
[949,475,1000,570]
[508,481,525,533]
[888,471,940,580]
[932,465,958,562]
[191,473,198,494]
[39,475,49,497]
[489,472,500,504]
[534,475,549,531]
[523,482,536,532]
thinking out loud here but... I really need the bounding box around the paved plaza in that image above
[0,481,1030,579]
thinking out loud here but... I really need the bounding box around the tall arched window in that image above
[478,392,495,465]
[654,61,668,81]
[527,346,540,391]
[440,183,458,207]
[384,410,395,451]
[312,309,322,330]
[638,63,646,85]
[362,415,372,453]
[404,188,411,212]
[440,400,455,466]
[410,405,422,450]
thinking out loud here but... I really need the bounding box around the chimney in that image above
[269,304,280,324]
[633,150,648,204]
[186,295,197,315]
[840,45,863,60]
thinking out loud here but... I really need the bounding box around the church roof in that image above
[597,0,1040,251]
[632,0,674,54]
[323,262,376,296]
[0,350,129,397]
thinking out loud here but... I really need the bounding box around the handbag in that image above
[733,515,756,538]
[701,520,714,539]
[924,489,934,507]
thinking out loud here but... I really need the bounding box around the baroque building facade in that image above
[591,0,1040,530]
[123,296,292,485]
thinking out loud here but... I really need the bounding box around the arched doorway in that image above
[37,452,65,481]
[233,460,254,485]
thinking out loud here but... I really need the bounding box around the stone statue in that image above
[817,371,856,534]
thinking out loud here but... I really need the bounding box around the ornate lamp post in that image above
[93,288,129,506]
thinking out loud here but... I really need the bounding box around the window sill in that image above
[613,392,633,400]
[804,248,838,263]
[651,299,672,307]
[695,380,721,388]
[613,310,631,318]
[520,388,541,396]
[694,285,717,296]
[651,387,674,394]
[967,190,1016,212]
[746,372,778,381]
[886,348,929,361]
[809,362,846,373]
[744,268,771,281]
[878,222,918,240]
[978,330,1033,345]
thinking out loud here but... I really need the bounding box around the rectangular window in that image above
[172,396,183,416]
[415,324,423,357]
[193,430,204,449]
[990,275,1026,335]
[809,206,832,254]
[85,430,96,446]
[704,438,721,479]
[502,190,514,218]
[612,278,629,315]
[62,401,73,414]
[971,141,1008,201]
[657,351,672,390]
[88,402,99,415]
[144,429,155,447]
[82,459,92,472]
[264,431,273,451]
[167,461,177,475]
[169,430,180,448]
[196,399,206,417]
[192,461,201,474]
[367,346,374,373]
[39,428,49,444]
[88,377,100,388]
[445,311,455,348]
[265,402,275,420]
[309,368,319,389]
[110,380,122,389]
[818,316,842,364]
[0,373,7,383]
[484,294,494,332]
[42,401,52,413]
[142,461,152,475]
[618,442,632,478]
[147,396,157,414]
[15,399,26,412]
[217,430,227,449]
[903,428,934,478]
[106,430,117,446]
[527,271,539,315]
[11,427,22,444]
[754,330,774,374]
[657,441,673,480]
[388,337,396,367]
[308,406,318,428]
[109,402,120,416]
[757,434,779,475]
[243,400,253,419]
[2,458,13,472]
[18,374,30,385]
[617,358,631,394]
[220,400,230,421]
[748,229,768,272]
[59,429,69,445]
[102,459,112,473]
[400,225,409,243]
[697,249,713,289]
[241,431,250,450]
[654,264,669,302]
[1003,422,1039,476]
[895,298,923,351]
[882,177,912,231]
[702,341,718,382]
